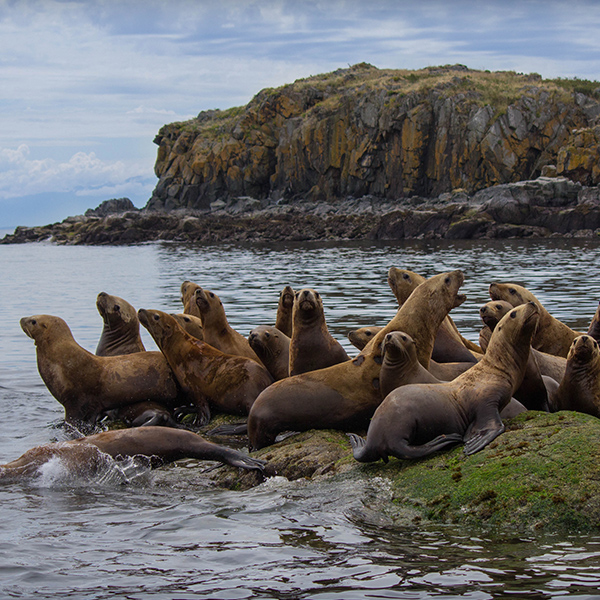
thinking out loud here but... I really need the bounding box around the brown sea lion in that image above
[100,401,181,429]
[0,427,267,481]
[387,267,481,361]
[247,270,466,450]
[480,300,566,384]
[275,285,295,337]
[20,315,180,427]
[587,302,600,342]
[347,326,383,351]
[289,288,350,376]
[171,313,204,340]
[489,282,583,357]
[194,287,264,366]
[248,325,290,381]
[181,280,203,318]
[349,301,540,462]
[95,292,145,356]
[551,335,600,417]
[478,299,551,411]
[138,309,273,424]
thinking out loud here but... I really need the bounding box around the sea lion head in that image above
[138,309,178,347]
[279,285,295,310]
[381,331,416,365]
[479,300,513,331]
[567,335,600,365]
[20,314,72,344]
[491,301,540,348]
[194,287,222,316]
[249,325,284,359]
[387,267,422,305]
[437,270,467,308]
[294,288,323,316]
[170,313,204,340]
[180,280,202,310]
[96,292,137,327]
[347,326,381,350]
[489,282,533,307]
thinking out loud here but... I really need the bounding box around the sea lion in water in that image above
[275,285,295,337]
[171,313,204,340]
[248,270,466,450]
[387,267,481,361]
[95,292,145,356]
[21,315,180,427]
[139,309,273,424]
[248,325,290,381]
[550,335,600,417]
[0,427,267,481]
[489,282,583,357]
[349,301,540,462]
[348,326,383,351]
[181,280,203,318]
[289,288,349,376]
[194,287,264,366]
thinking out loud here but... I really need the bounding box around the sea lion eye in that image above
[403,273,409,280]
[114,305,120,311]
[153,314,160,321]
[209,293,215,298]
[366,331,372,337]
[594,340,598,349]
[31,319,37,325]
[315,292,320,298]
[509,288,516,295]
[265,332,270,338]
[496,304,503,310]
[444,277,450,284]
[510,311,517,318]
[401,335,407,341]
[184,316,190,322]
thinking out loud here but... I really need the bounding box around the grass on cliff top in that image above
[165,64,600,137]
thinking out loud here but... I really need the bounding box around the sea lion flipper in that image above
[463,416,505,455]
[207,422,249,436]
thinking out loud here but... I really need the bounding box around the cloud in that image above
[0,144,154,201]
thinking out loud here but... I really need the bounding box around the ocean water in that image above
[2,238,600,599]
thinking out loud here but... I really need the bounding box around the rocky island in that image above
[3,63,600,245]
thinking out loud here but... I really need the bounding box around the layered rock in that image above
[147,64,600,212]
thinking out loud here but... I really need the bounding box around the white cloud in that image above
[0,144,154,201]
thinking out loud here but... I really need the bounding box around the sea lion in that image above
[275,285,295,337]
[489,282,583,357]
[587,302,600,342]
[247,270,466,450]
[194,287,264,366]
[480,300,566,384]
[387,267,481,361]
[349,301,540,462]
[248,325,290,381]
[0,427,267,481]
[95,292,145,356]
[20,315,180,427]
[171,313,204,340]
[347,326,383,351]
[181,280,203,318]
[478,299,550,411]
[289,288,349,376]
[138,309,273,424]
[100,401,181,429]
[550,335,600,417]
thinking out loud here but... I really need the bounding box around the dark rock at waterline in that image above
[206,411,600,533]
[3,177,600,245]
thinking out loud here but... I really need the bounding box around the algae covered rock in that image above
[208,411,600,533]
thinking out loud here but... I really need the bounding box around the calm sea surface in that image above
[2,238,600,599]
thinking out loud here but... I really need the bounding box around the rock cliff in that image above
[147,63,600,212]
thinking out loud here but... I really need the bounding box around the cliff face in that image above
[147,64,600,211]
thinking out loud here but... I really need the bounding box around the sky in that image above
[1,0,600,229]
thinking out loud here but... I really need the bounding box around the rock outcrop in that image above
[147,63,600,212]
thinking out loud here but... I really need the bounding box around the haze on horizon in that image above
[1,0,599,229]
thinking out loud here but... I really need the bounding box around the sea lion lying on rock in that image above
[349,301,540,462]
[0,427,268,481]
[247,271,467,450]
[21,315,180,428]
